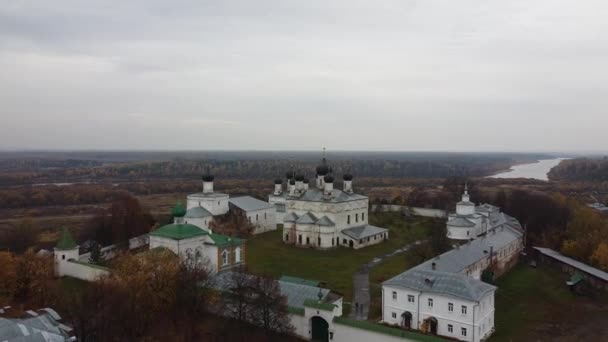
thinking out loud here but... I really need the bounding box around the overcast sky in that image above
[1,1,607,152]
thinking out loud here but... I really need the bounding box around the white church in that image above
[446,184,521,241]
[269,156,388,250]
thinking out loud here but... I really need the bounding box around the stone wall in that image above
[371,205,447,218]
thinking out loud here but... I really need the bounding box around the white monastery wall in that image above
[371,205,447,218]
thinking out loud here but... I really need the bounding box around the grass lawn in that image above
[246,212,436,301]
[490,263,608,342]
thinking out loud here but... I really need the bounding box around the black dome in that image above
[324,174,334,183]
[316,158,329,176]
[295,174,304,181]
[343,174,353,181]
[289,179,296,185]
[274,178,283,184]
[285,171,294,179]
[303,178,309,184]
[202,174,214,182]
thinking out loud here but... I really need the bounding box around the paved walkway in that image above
[349,240,424,320]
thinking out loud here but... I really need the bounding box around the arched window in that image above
[362,213,365,221]
[264,213,267,220]
[347,215,351,224]
[356,213,359,222]
[221,249,229,266]
[235,247,242,263]
[332,238,334,246]
[256,214,259,221]
[318,237,321,246]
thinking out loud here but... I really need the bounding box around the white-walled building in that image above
[447,185,521,241]
[149,203,245,273]
[270,157,388,250]
[382,269,496,342]
[229,196,277,234]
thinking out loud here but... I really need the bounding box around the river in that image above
[488,158,568,181]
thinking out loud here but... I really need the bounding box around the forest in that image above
[548,157,608,182]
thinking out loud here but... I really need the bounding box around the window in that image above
[285,234,289,241]
[217,201,220,205]
[264,213,267,219]
[298,235,302,244]
[467,230,470,236]
[448,324,453,333]
[356,213,359,222]
[343,238,347,245]
[428,298,433,308]
[408,295,414,303]
[221,249,229,266]
[391,312,397,319]
[62,255,65,260]
[461,305,467,315]
[347,215,351,224]
[235,247,241,263]
[392,291,397,300]
[362,213,365,221]
[256,214,259,221]
[332,238,334,246]
[448,302,454,312]
[306,237,310,245]
[461,328,467,337]
[318,237,321,246]
[248,216,251,223]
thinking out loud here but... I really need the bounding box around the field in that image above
[490,264,608,342]
[245,212,435,301]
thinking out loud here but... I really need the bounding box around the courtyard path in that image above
[349,240,424,321]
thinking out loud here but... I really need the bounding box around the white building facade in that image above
[271,157,388,250]
[382,269,496,342]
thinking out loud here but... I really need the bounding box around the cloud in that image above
[0,0,607,151]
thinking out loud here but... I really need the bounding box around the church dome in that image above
[274,178,283,184]
[202,174,214,182]
[286,171,294,179]
[343,174,353,181]
[316,158,329,176]
[295,174,304,181]
[324,174,334,183]
[172,202,187,218]
[289,179,296,185]
[303,178,309,184]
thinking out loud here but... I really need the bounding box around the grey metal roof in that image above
[284,212,299,222]
[0,314,70,342]
[341,225,388,239]
[316,216,335,226]
[534,247,608,282]
[288,188,367,203]
[211,272,330,309]
[383,269,496,302]
[476,203,500,212]
[414,226,523,274]
[184,206,213,218]
[296,212,318,224]
[447,217,476,227]
[229,196,275,212]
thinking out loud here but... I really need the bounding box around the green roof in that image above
[303,299,335,312]
[150,223,208,240]
[287,306,305,316]
[56,227,77,250]
[333,317,447,342]
[280,276,321,287]
[209,233,244,247]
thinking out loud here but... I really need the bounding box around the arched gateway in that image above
[311,316,329,342]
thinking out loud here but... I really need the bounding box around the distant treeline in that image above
[549,157,608,182]
[0,151,550,186]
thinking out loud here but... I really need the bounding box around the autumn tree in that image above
[3,218,37,253]
[209,210,255,238]
[0,252,17,304]
[250,276,293,334]
[12,250,54,306]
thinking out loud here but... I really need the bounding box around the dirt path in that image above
[349,240,424,320]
